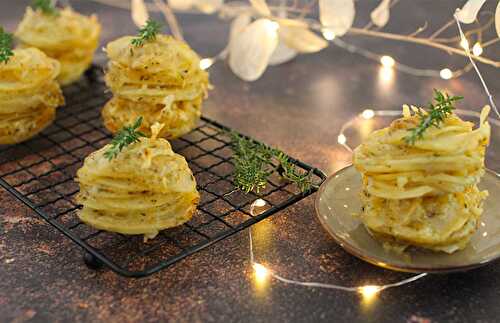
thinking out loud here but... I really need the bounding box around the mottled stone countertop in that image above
[1,1,499,322]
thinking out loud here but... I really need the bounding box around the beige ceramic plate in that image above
[315,165,500,273]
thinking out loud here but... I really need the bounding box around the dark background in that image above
[1,1,499,322]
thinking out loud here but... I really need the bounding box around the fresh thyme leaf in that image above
[131,20,162,47]
[229,132,315,194]
[32,0,59,16]
[275,152,314,193]
[404,89,463,145]
[230,132,274,193]
[104,117,146,161]
[0,27,14,64]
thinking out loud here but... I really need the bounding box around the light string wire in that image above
[332,38,441,78]
[248,201,428,295]
[454,12,500,119]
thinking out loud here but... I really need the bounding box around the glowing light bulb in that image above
[358,285,381,298]
[253,263,269,279]
[199,58,214,70]
[380,55,395,68]
[379,66,394,83]
[472,42,483,56]
[250,198,269,216]
[322,29,336,40]
[264,20,280,33]
[440,68,453,80]
[460,38,469,50]
[337,134,347,145]
[361,109,375,119]
[254,199,267,207]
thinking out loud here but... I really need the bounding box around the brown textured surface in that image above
[1,1,500,322]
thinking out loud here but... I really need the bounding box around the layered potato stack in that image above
[16,7,101,85]
[76,125,200,239]
[0,48,64,144]
[353,106,491,253]
[102,35,209,139]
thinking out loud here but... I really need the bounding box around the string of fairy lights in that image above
[248,199,428,299]
[88,0,498,84]
[197,14,495,85]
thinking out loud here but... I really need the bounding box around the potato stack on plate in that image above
[76,122,200,239]
[102,21,209,139]
[353,101,491,253]
[0,47,64,144]
[16,5,101,85]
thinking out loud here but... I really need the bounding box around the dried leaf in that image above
[268,4,298,66]
[229,13,252,46]
[370,0,391,27]
[250,0,271,16]
[269,39,297,65]
[196,0,224,14]
[496,1,500,38]
[168,0,194,11]
[455,0,487,24]
[319,0,355,37]
[229,19,279,81]
[131,0,149,27]
[279,26,328,53]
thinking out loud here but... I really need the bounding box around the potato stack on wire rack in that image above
[76,122,200,240]
[16,5,101,85]
[0,46,64,145]
[102,20,210,139]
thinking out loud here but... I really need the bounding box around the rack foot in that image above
[83,253,104,270]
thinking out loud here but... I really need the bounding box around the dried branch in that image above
[345,27,500,68]
[433,14,495,43]
[429,19,454,39]
[153,0,184,41]
[407,22,428,37]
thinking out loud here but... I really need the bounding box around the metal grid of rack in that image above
[0,67,326,277]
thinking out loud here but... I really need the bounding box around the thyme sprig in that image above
[131,20,162,47]
[104,117,146,161]
[0,27,14,64]
[229,132,315,194]
[32,0,59,16]
[275,152,314,193]
[404,89,463,145]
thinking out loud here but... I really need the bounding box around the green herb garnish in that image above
[104,117,146,161]
[275,152,314,193]
[404,89,463,145]
[0,27,13,64]
[230,132,275,193]
[230,132,315,194]
[131,20,162,47]
[32,0,59,16]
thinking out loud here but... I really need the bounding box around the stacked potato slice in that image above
[353,106,491,253]
[102,35,209,139]
[0,48,64,144]
[76,126,200,239]
[16,7,101,85]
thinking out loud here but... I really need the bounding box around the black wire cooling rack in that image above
[0,66,326,277]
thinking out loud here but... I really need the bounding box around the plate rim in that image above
[314,164,500,273]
